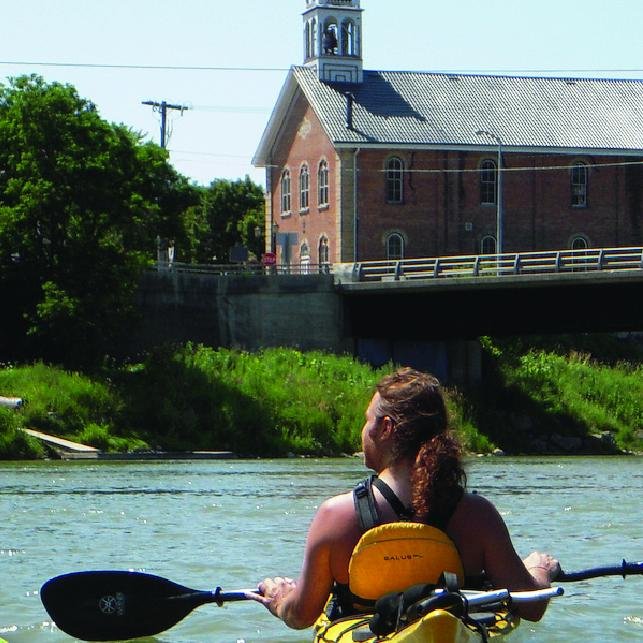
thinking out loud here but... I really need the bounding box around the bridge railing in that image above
[351,247,643,282]
[150,248,643,281]
[151,261,333,276]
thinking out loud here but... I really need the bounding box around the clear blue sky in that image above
[1,0,641,187]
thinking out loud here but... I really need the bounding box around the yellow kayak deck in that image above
[314,608,518,643]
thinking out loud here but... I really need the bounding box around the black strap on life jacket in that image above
[353,475,379,532]
[372,477,414,520]
[353,475,465,533]
[353,475,414,532]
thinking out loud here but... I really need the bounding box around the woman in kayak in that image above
[248,367,560,628]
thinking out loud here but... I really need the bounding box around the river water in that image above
[1,457,641,642]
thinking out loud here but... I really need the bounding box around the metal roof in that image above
[253,65,643,165]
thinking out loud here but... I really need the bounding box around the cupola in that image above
[302,0,364,84]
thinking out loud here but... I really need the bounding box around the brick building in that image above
[253,0,643,269]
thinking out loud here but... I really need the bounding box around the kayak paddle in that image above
[40,570,257,641]
[41,561,643,641]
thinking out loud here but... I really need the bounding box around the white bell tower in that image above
[302,0,364,84]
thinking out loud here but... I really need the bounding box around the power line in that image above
[189,104,270,114]
[169,149,254,159]
[422,68,643,76]
[259,159,643,174]
[0,60,641,76]
[384,159,643,174]
[0,60,288,72]
[166,151,643,173]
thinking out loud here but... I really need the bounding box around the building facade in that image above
[253,0,643,269]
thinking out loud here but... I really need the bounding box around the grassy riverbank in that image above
[472,336,642,454]
[0,337,641,459]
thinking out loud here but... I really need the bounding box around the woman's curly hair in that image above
[376,367,466,523]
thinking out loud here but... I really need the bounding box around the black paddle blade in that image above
[41,571,216,641]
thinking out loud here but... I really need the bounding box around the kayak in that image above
[314,606,518,643]
[313,585,565,642]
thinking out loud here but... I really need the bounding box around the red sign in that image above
[261,252,277,266]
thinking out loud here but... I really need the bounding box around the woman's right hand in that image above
[246,576,297,620]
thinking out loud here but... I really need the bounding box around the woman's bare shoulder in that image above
[320,490,354,509]
[311,491,359,535]
[453,492,506,530]
[458,491,498,512]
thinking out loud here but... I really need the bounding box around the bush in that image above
[72,423,148,453]
[0,407,44,459]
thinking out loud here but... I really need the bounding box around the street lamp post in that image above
[271,223,279,254]
[476,130,503,259]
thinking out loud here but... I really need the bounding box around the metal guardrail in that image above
[351,247,643,282]
[151,262,332,276]
[150,247,643,282]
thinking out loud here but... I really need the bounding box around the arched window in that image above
[318,160,329,206]
[480,160,497,205]
[322,20,338,55]
[304,22,311,60]
[341,20,357,56]
[300,242,310,274]
[570,236,589,271]
[386,157,403,203]
[571,163,588,207]
[571,236,588,250]
[318,236,330,272]
[310,17,318,57]
[299,164,309,210]
[481,235,497,255]
[280,170,291,213]
[386,233,405,260]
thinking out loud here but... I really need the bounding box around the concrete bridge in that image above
[133,247,643,384]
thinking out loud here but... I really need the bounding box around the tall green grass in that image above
[115,344,392,455]
[0,362,144,453]
[0,362,116,434]
[505,350,642,449]
[1,338,640,458]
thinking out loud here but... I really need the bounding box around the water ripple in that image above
[1,456,641,643]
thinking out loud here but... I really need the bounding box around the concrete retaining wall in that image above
[132,269,348,354]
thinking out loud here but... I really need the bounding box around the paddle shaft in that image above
[556,559,643,582]
[213,588,258,602]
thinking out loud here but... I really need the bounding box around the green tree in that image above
[195,177,265,263]
[0,75,198,366]
[173,187,209,264]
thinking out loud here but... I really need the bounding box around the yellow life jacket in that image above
[348,521,464,604]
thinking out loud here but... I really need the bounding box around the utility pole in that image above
[141,100,189,148]
[142,100,187,268]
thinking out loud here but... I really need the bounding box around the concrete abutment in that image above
[131,270,481,385]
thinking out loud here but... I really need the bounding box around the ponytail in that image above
[411,431,466,524]
[375,367,466,525]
